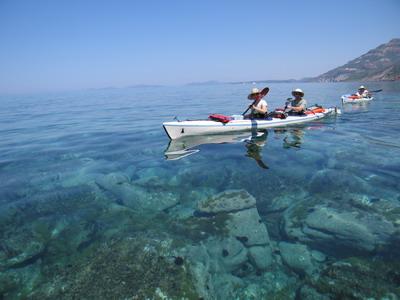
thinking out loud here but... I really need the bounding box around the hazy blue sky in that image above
[0,0,399,93]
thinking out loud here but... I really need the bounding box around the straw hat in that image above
[248,88,261,99]
[292,88,304,97]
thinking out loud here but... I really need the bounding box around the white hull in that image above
[341,95,373,104]
[163,108,338,140]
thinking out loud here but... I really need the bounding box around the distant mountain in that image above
[311,38,400,82]
[186,80,222,86]
[125,84,164,88]
[229,79,297,85]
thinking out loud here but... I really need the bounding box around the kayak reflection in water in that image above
[164,131,270,168]
[244,131,269,169]
[274,128,304,149]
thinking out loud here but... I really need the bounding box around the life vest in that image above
[209,114,232,124]
[348,95,360,99]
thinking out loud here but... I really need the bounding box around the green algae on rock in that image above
[27,236,200,299]
[311,257,400,299]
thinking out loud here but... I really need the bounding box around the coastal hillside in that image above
[312,38,400,82]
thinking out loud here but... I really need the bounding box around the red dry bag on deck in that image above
[305,107,325,115]
[209,114,233,124]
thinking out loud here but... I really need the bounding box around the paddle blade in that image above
[260,87,270,97]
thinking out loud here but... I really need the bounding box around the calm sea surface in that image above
[1,82,399,299]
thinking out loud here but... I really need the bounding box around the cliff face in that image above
[313,39,400,82]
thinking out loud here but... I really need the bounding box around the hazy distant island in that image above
[225,38,400,85]
[96,39,400,90]
[307,38,400,82]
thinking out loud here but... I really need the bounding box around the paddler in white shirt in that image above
[246,88,268,119]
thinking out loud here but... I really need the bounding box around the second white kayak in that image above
[341,94,374,104]
[163,107,340,140]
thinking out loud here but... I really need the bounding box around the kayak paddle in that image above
[242,87,270,116]
[370,89,383,93]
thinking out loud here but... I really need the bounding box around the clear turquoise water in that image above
[1,82,400,299]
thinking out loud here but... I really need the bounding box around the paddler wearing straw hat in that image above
[285,88,308,115]
[245,87,269,119]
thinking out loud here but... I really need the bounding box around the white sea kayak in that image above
[163,107,340,140]
[341,94,374,104]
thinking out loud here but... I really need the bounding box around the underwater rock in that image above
[0,259,42,299]
[211,273,245,299]
[284,205,396,254]
[134,167,171,188]
[197,189,256,214]
[120,186,178,212]
[311,256,400,299]
[176,165,231,193]
[0,240,45,270]
[309,169,371,195]
[96,172,130,187]
[278,242,317,276]
[248,245,272,270]
[186,240,245,299]
[226,208,270,247]
[205,237,248,272]
[186,193,276,298]
[299,285,330,300]
[264,192,306,213]
[95,173,178,211]
[311,250,326,262]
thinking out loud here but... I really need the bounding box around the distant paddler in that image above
[353,85,370,98]
[243,87,270,119]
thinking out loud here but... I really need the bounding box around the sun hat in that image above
[248,88,261,99]
[359,85,366,89]
[291,88,304,97]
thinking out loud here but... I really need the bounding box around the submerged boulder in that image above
[95,172,179,212]
[197,189,256,214]
[278,242,318,276]
[197,190,273,269]
[226,208,270,247]
[0,239,45,271]
[308,169,371,195]
[284,204,396,254]
[248,245,272,270]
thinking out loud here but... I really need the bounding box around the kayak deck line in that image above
[163,107,340,140]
